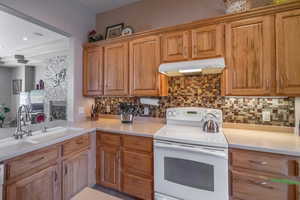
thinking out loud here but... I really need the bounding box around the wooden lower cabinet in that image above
[96,132,153,200]
[6,164,60,200]
[123,173,153,200]
[230,148,300,200]
[4,134,90,200]
[62,151,89,200]
[96,145,121,191]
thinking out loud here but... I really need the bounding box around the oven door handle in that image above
[155,142,228,159]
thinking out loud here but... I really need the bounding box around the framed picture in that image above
[105,23,124,40]
[12,79,22,95]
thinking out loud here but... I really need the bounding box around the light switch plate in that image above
[262,110,271,122]
[106,105,111,113]
[144,107,150,116]
[78,107,85,115]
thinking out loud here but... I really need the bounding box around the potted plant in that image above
[0,104,10,128]
[119,102,138,123]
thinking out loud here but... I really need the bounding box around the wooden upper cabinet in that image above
[104,43,129,96]
[83,47,104,96]
[6,165,60,200]
[191,24,224,59]
[162,31,189,62]
[276,9,300,96]
[224,15,275,96]
[129,35,167,96]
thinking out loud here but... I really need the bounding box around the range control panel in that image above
[166,107,223,126]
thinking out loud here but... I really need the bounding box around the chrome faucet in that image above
[14,105,32,139]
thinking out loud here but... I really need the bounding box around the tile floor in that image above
[72,186,136,200]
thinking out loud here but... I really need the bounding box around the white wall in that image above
[0,0,96,121]
[0,67,12,119]
[10,66,25,119]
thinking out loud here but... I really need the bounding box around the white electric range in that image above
[154,107,229,200]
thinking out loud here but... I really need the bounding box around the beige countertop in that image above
[0,118,165,162]
[1,118,300,162]
[224,128,300,156]
[70,118,165,138]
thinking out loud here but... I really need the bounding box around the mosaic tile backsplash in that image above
[95,74,295,127]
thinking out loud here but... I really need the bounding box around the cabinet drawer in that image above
[123,135,152,153]
[63,134,90,156]
[6,146,59,180]
[123,151,153,177]
[98,132,121,146]
[123,173,153,200]
[231,149,299,177]
[231,170,297,200]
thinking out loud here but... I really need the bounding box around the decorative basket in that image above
[224,0,295,13]
[224,0,251,14]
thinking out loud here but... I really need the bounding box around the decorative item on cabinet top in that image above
[105,23,124,40]
[223,0,291,13]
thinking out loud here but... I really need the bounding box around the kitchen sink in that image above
[0,127,85,150]
[0,138,36,151]
[27,127,85,144]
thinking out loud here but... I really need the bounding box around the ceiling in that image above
[76,0,143,14]
[0,10,66,58]
[0,10,68,67]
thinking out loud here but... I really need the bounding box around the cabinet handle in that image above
[249,160,268,166]
[76,140,84,145]
[54,170,58,182]
[266,80,270,89]
[280,75,284,89]
[248,180,274,190]
[30,157,45,164]
[65,165,68,175]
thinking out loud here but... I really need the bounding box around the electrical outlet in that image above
[144,107,150,116]
[272,99,279,106]
[78,107,85,115]
[262,111,271,122]
[106,105,111,113]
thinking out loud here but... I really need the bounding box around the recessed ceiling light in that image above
[22,37,28,41]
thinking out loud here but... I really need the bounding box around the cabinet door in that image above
[6,165,60,200]
[225,16,275,96]
[129,36,167,96]
[96,145,121,191]
[83,47,104,96]
[191,24,224,59]
[62,151,89,200]
[276,9,300,96]
[162,31,189,62]
[104,42,129,96]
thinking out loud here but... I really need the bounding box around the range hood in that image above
[159,57,225,76]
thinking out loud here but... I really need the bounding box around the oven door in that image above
[154,140,228,200]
